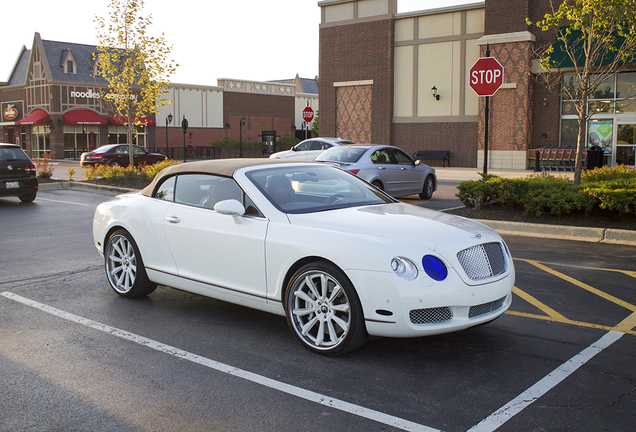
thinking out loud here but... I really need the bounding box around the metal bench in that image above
[413,150,451,167]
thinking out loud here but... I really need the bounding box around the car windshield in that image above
[315,146,368,163]
[246,164,395,214]
[0,147,30,161]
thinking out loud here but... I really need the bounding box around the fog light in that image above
[422,255,448,281]
[391,257,418,281]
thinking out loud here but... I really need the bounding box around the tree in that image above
[312,110,319,137]
[95,0,177,166]
[528,0,636,184]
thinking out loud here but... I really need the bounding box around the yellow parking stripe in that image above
[614,310,636,333]
[511,287,567,320]
[517,259,636,312]
[515,259,636,279]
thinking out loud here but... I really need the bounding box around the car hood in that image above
[287,203,497,251]
[270,150,293,159]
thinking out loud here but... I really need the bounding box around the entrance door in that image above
[614,120,636,165]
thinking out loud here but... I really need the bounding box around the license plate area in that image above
[6,181,19,189]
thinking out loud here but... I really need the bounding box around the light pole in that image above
[165,113,173,153]
[181,115,188,162]
[239,116,246,157]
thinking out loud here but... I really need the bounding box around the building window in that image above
[108,125,147,147]
[64,125,100,159]
[31,125,51,158]
[67,60,74,74]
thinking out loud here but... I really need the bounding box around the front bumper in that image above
[349,267,514,338]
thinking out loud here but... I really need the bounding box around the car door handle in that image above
[401,167,407,170]
[378,166,386,170]
[166,216,181,224]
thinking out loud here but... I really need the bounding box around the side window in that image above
[169,174,265,217]
[115,146,128,154]
[133,146,145,154]
[295,141,312,151]
[371,149,392,165]
[155,176,175,201]
[393,149,414,165]
[312,142,332,150]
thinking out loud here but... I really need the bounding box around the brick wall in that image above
[319,19,394,144]
[393,122,478,167]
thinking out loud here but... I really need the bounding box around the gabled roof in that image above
[268,74,319,94]
[8,47,30,86]
[41,39,107,84]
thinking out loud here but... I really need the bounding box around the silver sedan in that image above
[315,144,437,199]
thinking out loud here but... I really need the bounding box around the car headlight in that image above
[422,255,448,281]
[391,257,418,281]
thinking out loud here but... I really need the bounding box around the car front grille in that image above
[468,296,506,319]
[457,242,507,281]
[409,307,452,325]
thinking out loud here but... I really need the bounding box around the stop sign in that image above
[302,106,314,123]
[469,57,504,97]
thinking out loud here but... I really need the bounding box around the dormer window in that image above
[62,50,77,75]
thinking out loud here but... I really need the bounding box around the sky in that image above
[1,0,477,86]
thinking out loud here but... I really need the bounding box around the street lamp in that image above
[181,115,188,162]
[165,113,173,153]
[239,116,246,157]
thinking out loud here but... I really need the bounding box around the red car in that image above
[80,144,167,167]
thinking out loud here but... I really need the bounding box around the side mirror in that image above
[214,199,245,216]
[291,146,299,152]
[414,160,421,166]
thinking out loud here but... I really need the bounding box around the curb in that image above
[38,181,138,196]
[39,181,636,246]
[475,219,636,246]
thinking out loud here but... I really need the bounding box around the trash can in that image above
[587,145,604,170]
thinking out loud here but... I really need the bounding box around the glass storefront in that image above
[108,125,147,148]
[31,125,51,158]
[561,71,636,166]
[63,125,100,159]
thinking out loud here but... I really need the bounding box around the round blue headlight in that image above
[422,255,448,281]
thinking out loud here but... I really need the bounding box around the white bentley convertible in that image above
[93,159,514,355]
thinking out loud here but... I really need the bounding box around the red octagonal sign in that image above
[302,106,314,123]
[469,57,504,97]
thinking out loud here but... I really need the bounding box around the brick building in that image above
[1,33,318,159]
[318,0,636,168]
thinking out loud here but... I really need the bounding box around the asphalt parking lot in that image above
[1,186,634,432]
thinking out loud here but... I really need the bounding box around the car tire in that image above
[371,180,384,191]
[109,160,121,167]
[284,262,368,355]
[19,192,36,203]
[105,229,157,298]
[155,159,164,164]
[419,175,434,200]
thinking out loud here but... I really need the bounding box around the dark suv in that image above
[0,143,38,202]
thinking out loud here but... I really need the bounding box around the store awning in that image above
[108,115,157,126]
[63,110,107,125]
[16,109,49,125]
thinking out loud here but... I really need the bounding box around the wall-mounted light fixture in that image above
[431,86,440,101]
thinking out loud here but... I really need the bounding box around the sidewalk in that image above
[51,159,558,183]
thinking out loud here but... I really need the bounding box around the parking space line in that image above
[508,287,636,335]
[517,259,636,312]
[36,197,90,207]
[468,331,624,432]
[511,286,567,321]
[0,292,440,432]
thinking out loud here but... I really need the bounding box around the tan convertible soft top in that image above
[140,158,311,197]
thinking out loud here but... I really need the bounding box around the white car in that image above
[269,138,355,160]
[93,159,514,355]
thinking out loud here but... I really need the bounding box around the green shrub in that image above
[456,173,506,208]
[274,137,300,152]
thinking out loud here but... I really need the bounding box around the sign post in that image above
[302,106,314,140]
[469,45,504,174]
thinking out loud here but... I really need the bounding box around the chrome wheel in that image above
[286,263,367,355]
[106,233,137,293]
[105,230,157,297]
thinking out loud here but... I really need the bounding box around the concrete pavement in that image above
[42,160,635,246]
